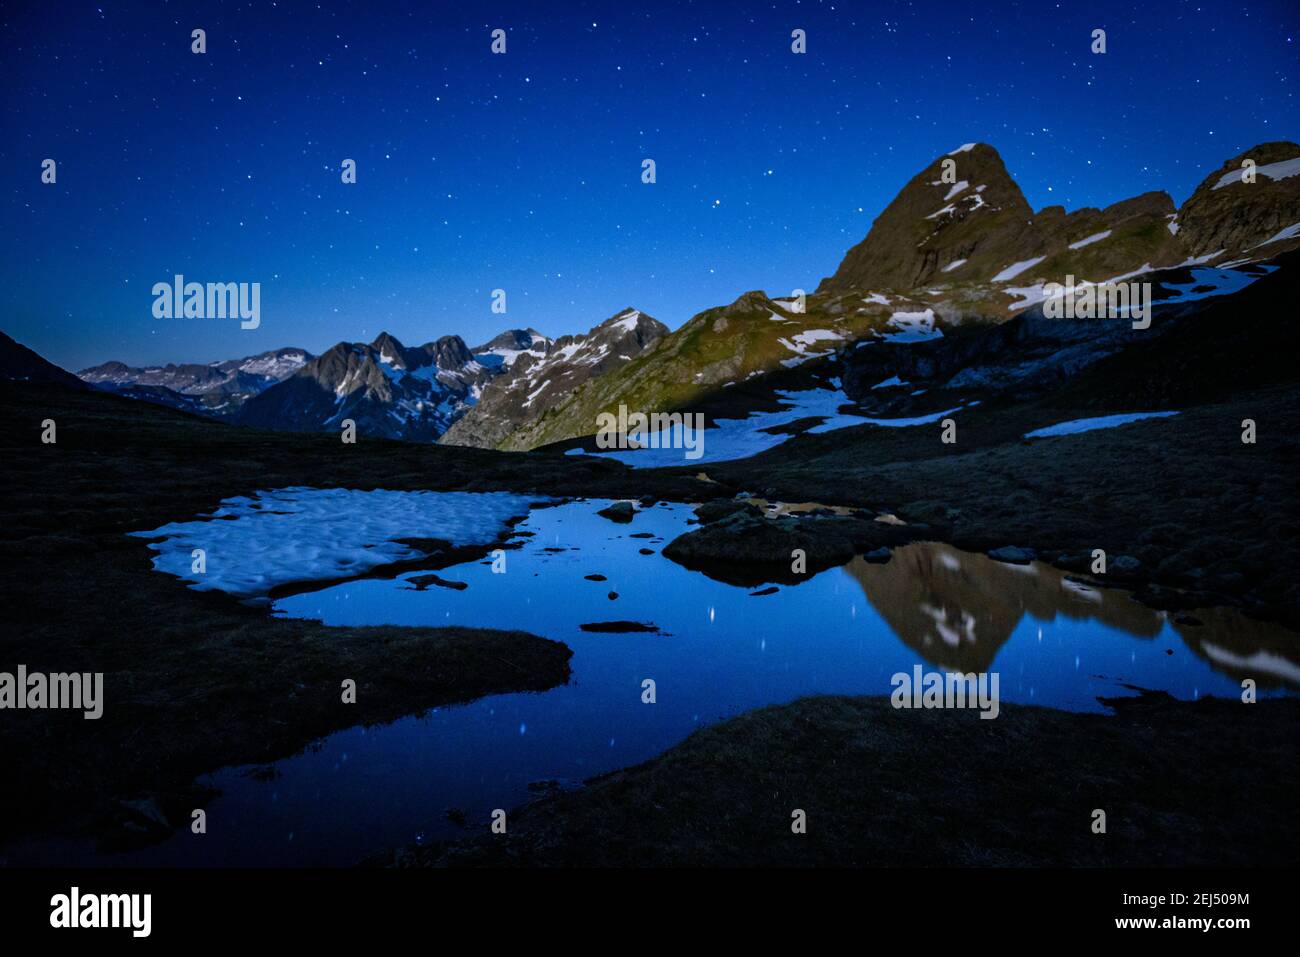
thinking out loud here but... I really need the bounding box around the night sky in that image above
[2,0,1297,371]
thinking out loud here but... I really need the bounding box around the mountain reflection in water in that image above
[850,542,1297,688]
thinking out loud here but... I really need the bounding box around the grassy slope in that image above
[0,381,704,846]
[403,693,1299,867]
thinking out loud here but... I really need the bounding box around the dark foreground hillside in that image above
[400,693,1299,868]
[0,382,700,848]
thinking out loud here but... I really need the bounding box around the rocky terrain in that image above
[440,308,668,450]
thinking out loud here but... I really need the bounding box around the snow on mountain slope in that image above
[440,308,668,450]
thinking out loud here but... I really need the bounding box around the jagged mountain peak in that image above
[421,334,475,371]
[818,143,1032,293]
[370,330,407,355]
[472,327,550,353]
[820,141,1300,298]
[238,329,489,442]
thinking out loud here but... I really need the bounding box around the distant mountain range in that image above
[5,140,1297,448]
[77,348,312,417]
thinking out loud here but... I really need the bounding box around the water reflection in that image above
[15,498,1294,867]
[849,542,1297,687]
[849,543,1162,673]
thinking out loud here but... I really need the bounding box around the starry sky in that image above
[2,0,1297,371]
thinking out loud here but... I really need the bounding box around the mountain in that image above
[1174,142,1300,259]
[470,328,552,370]
[21,142,1300,453]
[819,140,1300,295]
[0,331,88,389]
[236,332,492,441]
[78,347,312,417]
[489,141,1300,452]
[816,143,1187,294]
[440,308,668,450]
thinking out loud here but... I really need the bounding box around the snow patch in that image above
[1025,412,1179,439]
[1176,249,1225,267]
[1068,230,1111,250]
[1252,220,1300,247]
[568,390,970,468]
[992,256,1046,282]
[882,309,942,343]
[1212,156,1300,190]
[129,488,539,598]
[943,180,969,201]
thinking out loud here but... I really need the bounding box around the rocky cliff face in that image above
[819,141,1300,299]
[818,143,1037,292]
[1175,142,1300,261]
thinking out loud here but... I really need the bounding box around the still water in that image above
[23,499,1296,866]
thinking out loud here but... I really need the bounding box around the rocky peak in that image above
[421,335,474,371]
[818,143,1034,293]
[722,291,776,317]
[588,308,668,349]
[473,328,550,354]
[370,332,414,370]
[1176,141,1300,260]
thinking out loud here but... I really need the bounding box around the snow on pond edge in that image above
[129,488,543,599]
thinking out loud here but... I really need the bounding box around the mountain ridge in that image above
[13,140,1299,449]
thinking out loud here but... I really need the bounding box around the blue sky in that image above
[2,0,1297,370]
